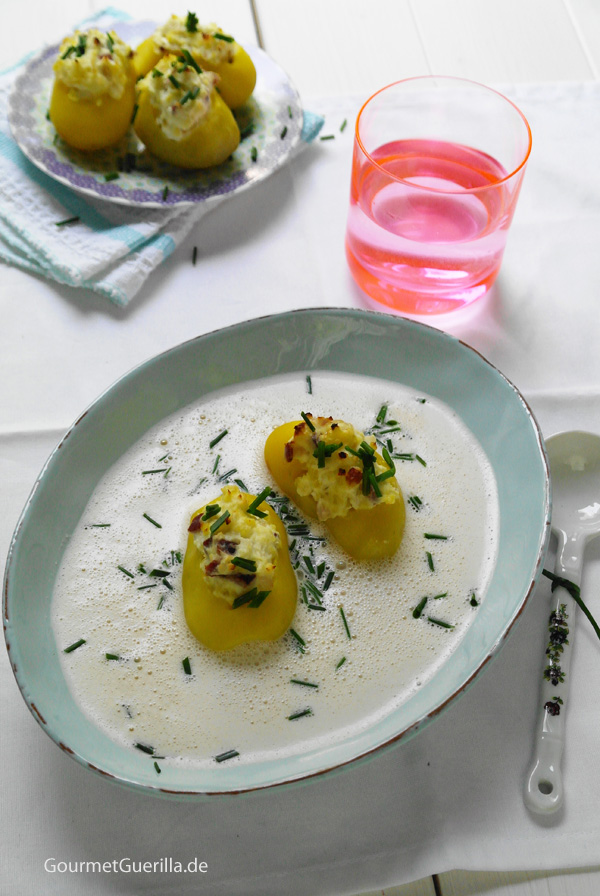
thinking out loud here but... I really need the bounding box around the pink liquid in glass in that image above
[346,139,513,315]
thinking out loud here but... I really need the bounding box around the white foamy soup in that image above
[53,371,498,769]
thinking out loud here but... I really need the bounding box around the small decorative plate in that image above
[7,20,303,208]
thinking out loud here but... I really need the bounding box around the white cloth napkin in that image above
[2,81,600,896]
[0,8,323,307]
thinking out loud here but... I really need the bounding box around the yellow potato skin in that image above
[133,83,240,169]
[265,422,406,561]
[49,77,136,151]
[182,496,297,651]
[133,35,256,108]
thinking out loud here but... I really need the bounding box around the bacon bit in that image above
[285,442,294,462]
[205,559,220,575]
[294,421,306,436]
[331,422,339,430]
[217,539,237,555]
[338,451,347,459]
[188,514,203,532]
[346,467,362,485]
[338,468,346,476]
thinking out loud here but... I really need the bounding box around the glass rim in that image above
[355,75,533,194]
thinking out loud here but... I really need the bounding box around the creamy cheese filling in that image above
[139,56,219,141]
[54,29,133,101]
[190,485,280,605]
[152,15,235,66]
[289,415,401,520]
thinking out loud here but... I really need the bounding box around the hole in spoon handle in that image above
[524,581,577,815]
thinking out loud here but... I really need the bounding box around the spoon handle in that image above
[524,570,579,814]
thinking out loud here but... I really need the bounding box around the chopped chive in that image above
[340,118,347,132]
[288,104,293,118]
[64,638,86,654]
[232,557,257,573]
[300,411,315,431]
[90,523,111,528]
[302,555,315,574]
[416,455,427,467]
[323,570,335,591]
[218,468,238,483]
[157,594,165,610]
[233,478,248,492]
[249,590,269,609]
[162,186,169,201]
[290,679,319,689]
[151,68,163,78]
[320,134,335,141]
[280,125,288,139]
[168,74,181,89]
[315,440,326,468]
[154,761,161,774]
[192,246,197,265]
[182,656,192,675]
[105,653,120,661]
[470,593,480,607]
[162,578,173,591]
[305,581,323,604]
[424,533,447,540]
[137,583,157,591]
[214,32,234,42]
[215,749,239,763]
[149,568,169,578]
[142,468,169,475]
[251,146,258,162]
[134,742,155,755]
[209,429,228,448]
[408,496,422,511]
[290,628,306,651]
[143,513,162,528]
[180,87,200,105]
[426,551,435,571]
[306,374,312,394]
[210,511,230,534]
[185,11,198,32]
[61,45,76,60]
[412,597,428,619]
[104,171,119,182]
[288,708,313,720]
[212,455,220,474]
[378,426,401,435]
[118,565,134,578]
[317,561,325,578]
[433,592,448,600]
[178,48,202,73]
[232,588,258,609]
[376,404,388,423]
[427,616,455,630]
[55,216,80,227]
[246,486,271,517]
[417,398,427,404]
[339,606,351,639]
[307,603,326,612]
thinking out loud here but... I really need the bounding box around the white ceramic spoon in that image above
[525,430,600,814]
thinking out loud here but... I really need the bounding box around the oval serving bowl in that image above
[3,309,550,797]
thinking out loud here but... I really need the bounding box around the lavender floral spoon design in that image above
[525,431,600,814]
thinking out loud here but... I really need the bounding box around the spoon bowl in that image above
[525,430,600,814]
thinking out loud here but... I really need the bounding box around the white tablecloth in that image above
[2,82,600,895]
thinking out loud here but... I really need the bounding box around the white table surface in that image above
[2,2,600,895]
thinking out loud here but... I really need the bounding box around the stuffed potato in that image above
[182,485,297,651]
[133,12,256,109]
[49,29,136,151]
[134,55,240,168]
[265,415,406,561]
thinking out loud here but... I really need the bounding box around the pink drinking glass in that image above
[345,76,532,316]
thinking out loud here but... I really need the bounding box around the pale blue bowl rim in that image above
[2,308,551,799]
